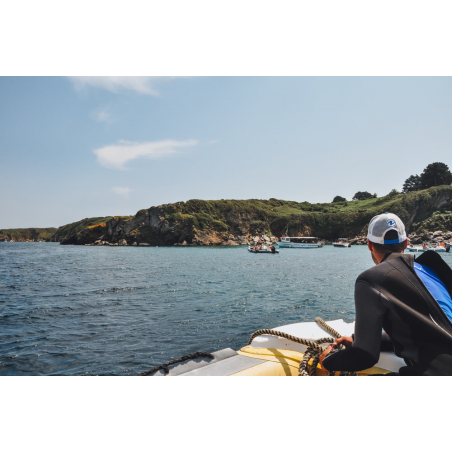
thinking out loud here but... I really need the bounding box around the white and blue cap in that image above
[367,212,406,244]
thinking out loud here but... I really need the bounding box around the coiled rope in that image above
[139,351,214,376]
[314,317,341,338]
[139,318,356,376]
[247,317,356,376]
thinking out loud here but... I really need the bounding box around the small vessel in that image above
[248,245,279,253]
[277,236,323,248]
[407,244,450,253]
[332,238,351,248]
[144,318,404,376]
[429,245,450,253]
[407,246,425,253]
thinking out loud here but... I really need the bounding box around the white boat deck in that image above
[277,237,323,248]
[249,319,406,373]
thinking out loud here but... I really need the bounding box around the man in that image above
[319,212,452,376]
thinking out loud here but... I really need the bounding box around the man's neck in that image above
[375,250,404,265]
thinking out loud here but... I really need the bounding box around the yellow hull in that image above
[233,346,391,376]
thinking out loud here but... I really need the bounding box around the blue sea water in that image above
[2,243,450,376]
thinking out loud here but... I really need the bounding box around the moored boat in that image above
[333,238,351,247]
[277,236,323,248]
[248,245,279,253]
[407,246,425,252]
[429,245,450,253]
[407,244,449,253]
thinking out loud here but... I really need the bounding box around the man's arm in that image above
[380,332,394,352]
[322,280,388,371]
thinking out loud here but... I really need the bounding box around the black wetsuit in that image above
[323,251,452,376]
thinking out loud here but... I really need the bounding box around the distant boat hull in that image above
[430,247,449,253]
[408,246,449,253]
[248,247,279,254]
[333,243,351,248]
[277,242,323,248]
[407,246,425,253]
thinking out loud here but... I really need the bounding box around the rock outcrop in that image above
[407,230,452,246]
[0,228,57,242]
[49,185,452,246]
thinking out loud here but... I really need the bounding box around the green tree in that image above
[352,191,376,201]
[387,189,400,197]
[402,174,422,193]
[332,196,346,203]
[419,162,452,189]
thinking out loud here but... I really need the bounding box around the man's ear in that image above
[367,240,373,252]
[403,238,408,250]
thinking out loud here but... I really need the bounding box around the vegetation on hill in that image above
[0,228,57,242]
[52,217,113,238]
[403,162,452,193]
[52,185,452,245]
[352,191,377,201]
[412,208,452,233]
[52,216,134,244]
[157,185,452,240]
[34,160,452,245]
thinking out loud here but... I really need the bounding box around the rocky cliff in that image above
[0,228,57,242]
[51,185,452,246]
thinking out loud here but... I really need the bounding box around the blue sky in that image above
[1,76,451,228]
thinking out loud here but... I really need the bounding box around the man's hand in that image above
[332,336,354,350]
[319,345,333,371]
[319,336,354,371]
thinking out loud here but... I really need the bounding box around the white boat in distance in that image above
[277,237,323,248]
[248,245,279,254]
[407,245,450,253]
[333,238,351,248]
[429,245,450,253]
[407,246,424,253]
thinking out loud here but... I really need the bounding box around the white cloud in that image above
[69,76,169,95]
[91,105,112,123]
[112,187,132,197]
[94,139,197,170]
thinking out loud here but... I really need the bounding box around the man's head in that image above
[367,212,408,264]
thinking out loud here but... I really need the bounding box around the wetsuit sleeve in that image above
[323,281,388,371]
[380,332,394,352]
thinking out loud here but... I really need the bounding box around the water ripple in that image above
[2,242,447,375]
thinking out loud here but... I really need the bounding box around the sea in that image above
[1,242,450,376]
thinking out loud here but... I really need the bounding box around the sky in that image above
[0,76,451,228]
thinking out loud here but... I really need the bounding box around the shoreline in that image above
[3,228,451,248]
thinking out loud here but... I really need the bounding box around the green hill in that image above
[0,228,57,242]
[51,185,452,245]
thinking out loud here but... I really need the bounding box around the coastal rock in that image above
[52,186,452,247]
[139,243,150,246]
[118,239,128,246]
